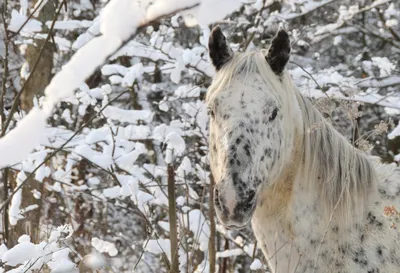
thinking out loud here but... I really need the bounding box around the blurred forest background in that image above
[0,0,399,272]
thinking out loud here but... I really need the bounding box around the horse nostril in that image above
[246,190,255,203]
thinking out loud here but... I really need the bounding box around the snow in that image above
[74,144,113,170]
[145,238,171,260]
[0,109,48,168]
[216,248,243,258]
[4,0,399,272]
[103,106,153,123]
[8,9,42,33]
[1,236,35,266]
[0,0,151,168]
[388,121,400,140]
[101,64,129,76]
[165,132,186,155]
[103,186,122,199]
[91,237,118,257]
[177,157,192,178]
[191,0,243,26]
[176,196,186,206]
[386,19,398,27]
[100,0,145,40]
[182,209,210,251]
[20,62,30,80]
[174,85,201,98]
[8,171,26,225]
[333,35,342,45]
[46,20,93,30]
[250,259,263,270]
[358,76,400,88]
[44,36,120,105]
[146,0,199,20]
[81,253,106,270]
[158,221,170,232]
[371,57,396,76]
[47,249,76,272]
[122,63,144,87]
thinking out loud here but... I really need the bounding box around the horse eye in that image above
[269,108,278,121]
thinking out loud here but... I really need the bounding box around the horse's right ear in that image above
[209,26,233,71]
[266,28,291,75]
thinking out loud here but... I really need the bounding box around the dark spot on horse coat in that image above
[264,148,272,157]
[244,144,251,157]
[269,108,278,121]
[367,212,383,229]
[377,246,383,256]
[233,190,256,217]
[352,248,368,267]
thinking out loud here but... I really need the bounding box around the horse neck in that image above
[295,94,377,226]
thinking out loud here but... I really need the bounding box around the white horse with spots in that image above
[207,26,400,273]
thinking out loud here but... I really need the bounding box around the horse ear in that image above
[209,26,233,71]
[266,28,291,75]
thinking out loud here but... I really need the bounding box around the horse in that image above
[206,26,400,273]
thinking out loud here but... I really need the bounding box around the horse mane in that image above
[297,95,378,223]
[207,50,378,223]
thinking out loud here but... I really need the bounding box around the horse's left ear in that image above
[266,28,291,75]
[209,26,233,71]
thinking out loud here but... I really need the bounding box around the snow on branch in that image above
[358,76,400,88]
[0,0,244,169]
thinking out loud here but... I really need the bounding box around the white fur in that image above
[207,51,400,273]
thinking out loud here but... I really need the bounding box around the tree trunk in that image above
[7,0,55,247]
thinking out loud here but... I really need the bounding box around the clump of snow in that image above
[333,35,342,45]
[103,106,153,123]
[145,238,171,260]
[8,9,42,33]
[100,0,145,40]
[46,20,93,30]
[8,171,26,225]
[0,109,48,168]
[47,249,76,273]
[122,63,144,87]
[1,235,35,266]
[91,237,118,257]
[216,248,243,258]
[250,259,263,270]
[81,253,106,270]
[388,121,400,140]
[103,186,122,199]
[371,57,396,76]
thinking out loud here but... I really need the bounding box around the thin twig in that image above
[8,0,47,38]
[0,90,129,213]
[377,9,400,42]
[0,0,66,137]
[242,0,267,51]
[0,0,10,245]
[208,174,216,273]
[167,164,179,273]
